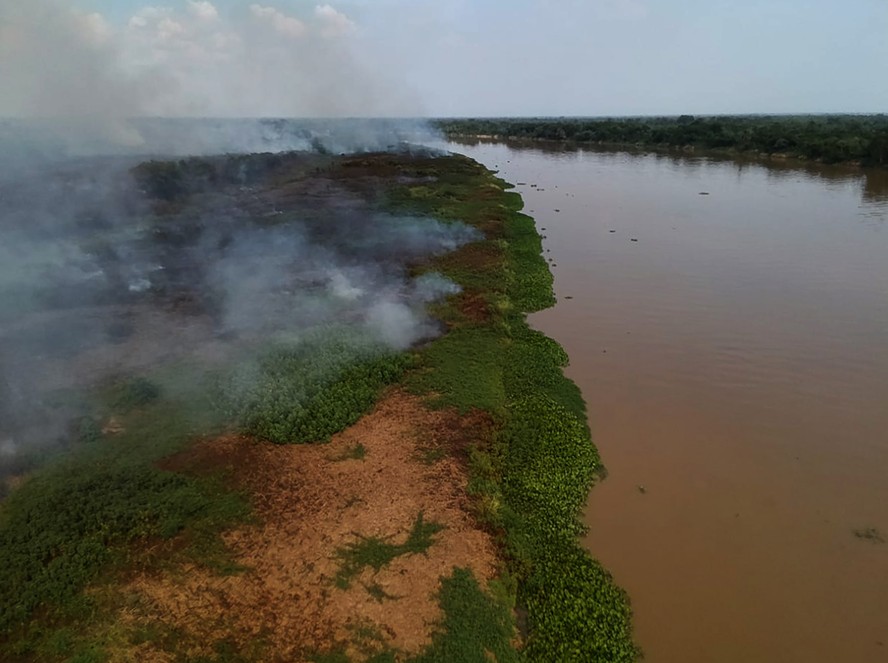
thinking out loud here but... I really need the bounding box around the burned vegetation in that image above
[0,150,637,662]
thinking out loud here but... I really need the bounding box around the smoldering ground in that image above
[0,148,476,485]
[0,0,451,485]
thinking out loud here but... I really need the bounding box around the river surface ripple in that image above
[447,140,888,663]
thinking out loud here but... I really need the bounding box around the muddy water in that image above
[447,140,888,663]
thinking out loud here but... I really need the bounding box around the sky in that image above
[1,0,886,118]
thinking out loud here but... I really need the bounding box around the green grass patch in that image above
[407,327,506,415]
[0,396,250,659]
[216,330,411,444]
[411,568,520,663]
[310,650,351,663]
[334,512,444,589]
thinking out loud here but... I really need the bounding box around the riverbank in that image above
[0,151,636,661]
[436,115,888,169]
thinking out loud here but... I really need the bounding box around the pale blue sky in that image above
[17,1,888,116]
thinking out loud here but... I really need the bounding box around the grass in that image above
[2,152,637,662]
[347,620,389,657]
[411,568,520,663]
[319,569,519,663]
[334,512,444,589]
[104,376,162,413]
[386,154,639,661]
[216,330,411,444]
[0,391,251,660]
[0,326,411,658]
[406,327,506,415]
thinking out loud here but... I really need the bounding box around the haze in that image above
[2,0,886,119]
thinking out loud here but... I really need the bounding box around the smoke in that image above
[0,2,152,119]
[0,0,427,150]
[204,214,472,347]
[0,1,446,175]
[0,150,478,483]
[0,2,458,488]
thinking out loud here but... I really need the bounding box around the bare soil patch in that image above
[131,390,497,662]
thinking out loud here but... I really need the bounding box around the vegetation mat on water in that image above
[391,154,639,661]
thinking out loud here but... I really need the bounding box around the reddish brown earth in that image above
[127,390,497,662]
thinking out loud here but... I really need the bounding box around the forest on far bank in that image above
[435,115,888,166]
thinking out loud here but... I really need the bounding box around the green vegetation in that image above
[436,114,888,166]
[0,331,406,659]
[2,151,638,661]
[407,327,506,414]
[216,331,411,444]
[389,154,638,661]
[0,394,249,659]
[412,568,521,663]
[347,621,390,659]
[316,568,519,663]
[334,512,444,589]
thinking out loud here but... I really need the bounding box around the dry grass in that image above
[129,390,497,662]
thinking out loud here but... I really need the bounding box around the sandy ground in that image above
[128,390,497,662]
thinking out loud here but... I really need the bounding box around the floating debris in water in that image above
[853,527,884,543]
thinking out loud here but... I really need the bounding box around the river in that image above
[446,140,888,663]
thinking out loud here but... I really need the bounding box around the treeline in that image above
[435,115,888,166]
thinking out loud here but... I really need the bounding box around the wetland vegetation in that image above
[0,150,636,662]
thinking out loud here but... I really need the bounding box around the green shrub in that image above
[217,332,410,444]
[0,466,204,632]
[412,568,520,663]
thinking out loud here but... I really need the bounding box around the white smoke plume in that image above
[0,150,475,484]
[0,0,426,153]
[0,1,456,487]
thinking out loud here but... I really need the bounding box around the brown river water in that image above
[446,140,888,663]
